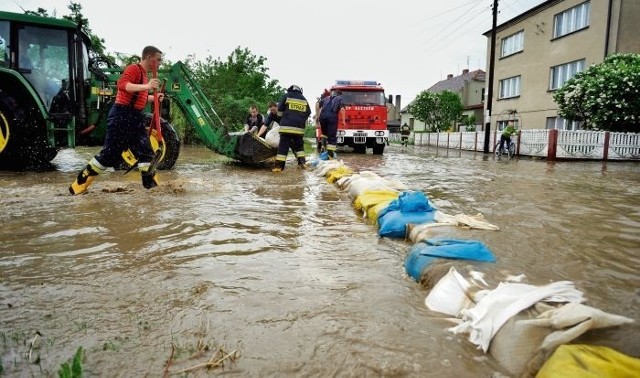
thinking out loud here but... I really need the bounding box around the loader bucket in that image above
[234,133,277,164]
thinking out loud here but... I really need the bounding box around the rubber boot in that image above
[272,160,285,173]
[327,150,335,160]
[69,164,100,195]
[297,157,307,170]
[140,168,159,189]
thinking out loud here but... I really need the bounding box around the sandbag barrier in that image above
[310,157,639,377]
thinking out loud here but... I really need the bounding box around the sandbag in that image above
[367,200,393,224]
[405,239,495,282]
[353,190,399,216]
[378,209,437,238]
[536,344,640,378]
[423,266,477,316]
[327,166,353,183]
[264,122,280,148]
[378,190,436,219]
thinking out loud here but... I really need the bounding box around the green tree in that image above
[189,47,284,130]
[553,53,640,132]
[406,90,464,132]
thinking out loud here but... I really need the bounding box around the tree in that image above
[553,53,640,132]
[189,47,284,129]
[406,90,464,132]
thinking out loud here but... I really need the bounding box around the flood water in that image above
[1,144,639,377]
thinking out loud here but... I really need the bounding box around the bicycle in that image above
[495,137,516,160]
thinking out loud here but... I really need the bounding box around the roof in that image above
[427,69,486,93]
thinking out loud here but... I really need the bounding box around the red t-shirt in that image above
[115,64,148,111]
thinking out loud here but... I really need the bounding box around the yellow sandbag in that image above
[536,344,640,378]
[326,166,354,183]
[367,200,393,224]
[353,190,399,214]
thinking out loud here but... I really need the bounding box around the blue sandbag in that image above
[404,239,496,282]
[378,191,436,220]
[378,209,437,238]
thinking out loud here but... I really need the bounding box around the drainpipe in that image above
[604,0,613,57]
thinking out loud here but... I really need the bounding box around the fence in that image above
[389,129,640,161]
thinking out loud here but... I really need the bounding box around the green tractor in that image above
[0,11,275,170]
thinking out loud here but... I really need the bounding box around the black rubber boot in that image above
[141,170,159,189]
[297,157,306,170]
[272,160,285,173]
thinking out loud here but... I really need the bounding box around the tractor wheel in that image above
[0,88,57,169]
[156,118,180,170]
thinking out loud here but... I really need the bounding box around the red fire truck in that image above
[318,80,389,155]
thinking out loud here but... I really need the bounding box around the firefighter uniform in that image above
[318,92,345,158]
[400,123,411,147]
[273,85,311,172]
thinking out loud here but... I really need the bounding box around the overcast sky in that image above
[6,0,546,106]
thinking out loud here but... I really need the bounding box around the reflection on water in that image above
[0,145,638,376]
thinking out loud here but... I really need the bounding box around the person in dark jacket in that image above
[69,45,164,195]
[258,101,280,138]
[314,89,330,151]
[273,85,311,172]
[244,105,265,134]
[318,89,345,159]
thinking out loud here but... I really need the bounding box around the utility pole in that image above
[484,0,499,153]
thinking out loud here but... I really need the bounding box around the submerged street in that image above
[1,145,639,376]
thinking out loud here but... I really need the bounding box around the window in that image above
[0,21,9,67]
[501,30,524,58]
[546,116,580,130]
[550,59,585,90]
[554,1,590,38]
[499,76,521,99]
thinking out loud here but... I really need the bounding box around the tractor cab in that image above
[0,12,87,113]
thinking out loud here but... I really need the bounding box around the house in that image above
[400,69,486,132]
[484,0,640,131]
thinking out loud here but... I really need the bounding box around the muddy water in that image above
[1,145,639,376]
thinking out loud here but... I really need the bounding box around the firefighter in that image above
[69,45,164,195]
[400,122,411,147]
[318,89,346,159]
[314,89,330,151]
[273,85,311,172]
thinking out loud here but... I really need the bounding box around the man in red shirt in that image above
[70,46,164,195]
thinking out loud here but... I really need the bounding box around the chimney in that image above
[388,94,393,104]
[447,74,453,79]
[462,68,469,74]
[395,95,402,115]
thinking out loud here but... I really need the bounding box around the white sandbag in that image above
[264,122,280,148]
[448,280,585,352]
[348,177,399,199]
[433,211,500,230]
[490,302,634,376]
[425,267,477,316]
[314,159,345,177]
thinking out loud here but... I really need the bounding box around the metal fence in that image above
[389,129,640,161]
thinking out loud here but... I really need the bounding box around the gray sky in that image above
[6,0,546,106]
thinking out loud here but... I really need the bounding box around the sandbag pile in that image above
[310,157,638,377]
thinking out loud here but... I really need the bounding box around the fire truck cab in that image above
[325,80,389,155]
